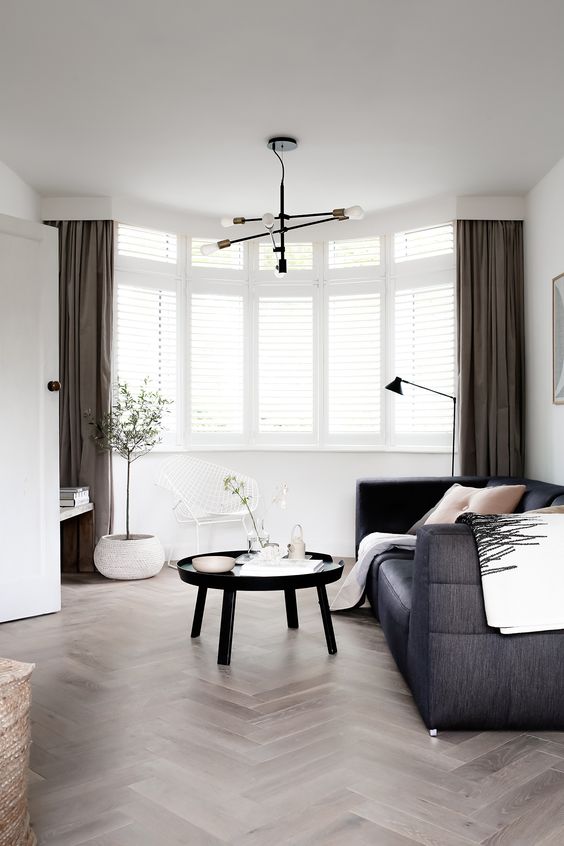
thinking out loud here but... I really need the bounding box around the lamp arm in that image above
[401,379,455,401]
[283,216,342,234]
[286,212,334,219]
[225,216,340,247]
[225,228,284,246]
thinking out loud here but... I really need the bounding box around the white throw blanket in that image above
[458,512,564,634]
[330,532,416,611]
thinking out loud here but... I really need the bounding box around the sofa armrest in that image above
[406,524,564,730]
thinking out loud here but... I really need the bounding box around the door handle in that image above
[47,380,61,392]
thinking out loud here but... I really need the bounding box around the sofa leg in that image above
[429,729,438,737]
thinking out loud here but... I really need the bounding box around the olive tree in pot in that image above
[88,380,171,580]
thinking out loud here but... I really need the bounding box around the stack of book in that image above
[60,486,90,507]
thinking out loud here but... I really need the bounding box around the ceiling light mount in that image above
[205,135,364,276]
[267,136,298,153]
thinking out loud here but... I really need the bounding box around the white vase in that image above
[94,534,165,580]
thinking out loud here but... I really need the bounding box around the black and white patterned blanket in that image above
[457,512,564,634]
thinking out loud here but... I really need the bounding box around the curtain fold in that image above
[457,220,525,476]
[47,221,114,552]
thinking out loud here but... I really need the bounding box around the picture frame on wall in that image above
[553,273,564,404]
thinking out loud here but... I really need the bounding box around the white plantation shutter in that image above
[394,223,454,263]
[393,283,455,435]
[117,224,177,265]
[328,237,381,270]
[258,242,313,272]
[327,290,381,435]
[258,293,314,435]
[116,284,177,429]
[190,292,245,434]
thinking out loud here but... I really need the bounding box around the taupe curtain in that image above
[457,220,525,476]
[47,221,114,547]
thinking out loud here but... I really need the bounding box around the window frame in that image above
[387,234,457,449]
[113,238,183,447]
[188,278,250,446]
[252,280,320,446]
[113,221,456,452]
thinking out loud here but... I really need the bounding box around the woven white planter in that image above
[94,534,165,580]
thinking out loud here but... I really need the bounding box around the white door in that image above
[0,214,60,621]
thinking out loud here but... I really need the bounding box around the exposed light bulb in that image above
[200,242,220,256]
[274,269,287,278]
[344,205,364,220]
[262,213,275,230]
[221,216,234,228]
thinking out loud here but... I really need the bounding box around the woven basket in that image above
[0,659,36,846]
[94,534,165,580]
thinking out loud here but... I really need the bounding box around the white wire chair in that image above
[157,455,260,562]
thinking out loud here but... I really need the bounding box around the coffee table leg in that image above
[317,585,337,655]
[218,590,237,665]
[191,586,207,638]
[284,588,299,629]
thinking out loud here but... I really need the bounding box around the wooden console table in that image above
[59,503,95,572]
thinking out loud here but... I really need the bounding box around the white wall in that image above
[0,160,39,221]
[525,154,564,483]
[112,449,452,559]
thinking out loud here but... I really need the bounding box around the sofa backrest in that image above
[356,475,564,553]
[486,477,564,512]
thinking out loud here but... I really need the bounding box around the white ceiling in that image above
[2,0,564,216]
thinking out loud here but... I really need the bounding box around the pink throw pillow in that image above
[424,484,526,525]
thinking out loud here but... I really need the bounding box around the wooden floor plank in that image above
[0,565,563,845]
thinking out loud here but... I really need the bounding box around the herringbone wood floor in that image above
[2,565,564,845]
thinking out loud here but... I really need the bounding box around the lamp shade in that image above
[385,376,404,395]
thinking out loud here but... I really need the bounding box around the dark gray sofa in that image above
[357,476,564,732]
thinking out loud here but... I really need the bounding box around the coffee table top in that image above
[177,550,344,591]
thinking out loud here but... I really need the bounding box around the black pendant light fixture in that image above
[201,136,364,276]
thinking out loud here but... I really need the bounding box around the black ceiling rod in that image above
[273,148,286,275]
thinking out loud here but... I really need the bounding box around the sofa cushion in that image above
[377,558,414,680]
[487,478,564,511]
[425,483,525,524]
[366,549,415,621]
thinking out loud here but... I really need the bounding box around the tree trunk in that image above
[126,459,131,540]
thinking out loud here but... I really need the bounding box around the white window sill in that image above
[151,443,456,455]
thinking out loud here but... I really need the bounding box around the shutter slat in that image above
[328,292,380,434]
[394,223,454,263]
[116,284,177,432]
[117,224,177,265]
[394,284,455,434]
[328,237,381,269]
[191,293,244,433]
[258,295,313,433]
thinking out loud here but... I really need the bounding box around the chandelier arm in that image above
[226,227,285,246]
[286,212,334,219]
[283,217,346,234]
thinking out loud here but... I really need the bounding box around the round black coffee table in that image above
[177,551,344,665]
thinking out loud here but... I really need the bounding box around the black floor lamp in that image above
[385,376,457,476]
